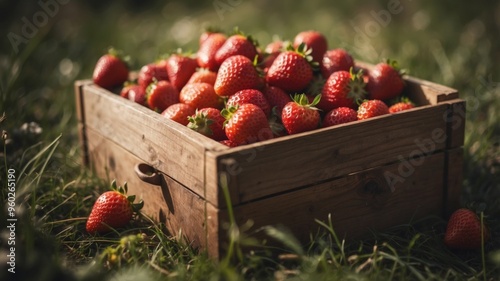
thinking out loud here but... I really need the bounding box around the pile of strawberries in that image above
[92,28,415,147]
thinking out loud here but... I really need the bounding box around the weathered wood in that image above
[81,84,228,200]
[219,152,445,248]
[85,128,212,250]
[444,99,466,149]
[207,103,452,207]
[444,147,464,216]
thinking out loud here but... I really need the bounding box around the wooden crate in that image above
[75,64,465,258]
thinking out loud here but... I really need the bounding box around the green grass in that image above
[1,0,500,280]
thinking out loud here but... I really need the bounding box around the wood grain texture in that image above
[444,99,466,149]
[444,147,464,217]
[81,84,228,199]
[220,152,445,247]
[85,128,212,251]
[207,103,453,207]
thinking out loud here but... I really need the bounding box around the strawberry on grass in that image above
[86,180,143,234]
[444,208,491,250]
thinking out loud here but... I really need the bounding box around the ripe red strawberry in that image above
[282,94,321,135]
[86,181,143,234]
[119,81,136,99]
[367,59,405,101]
[179,82,223,110]
[226,89,271,117]
[93,48,129,90]
[214,55,263,97]
[199,27,223,46]
[222,103,273,145]
[318,68,367,111]
[187,68,217,85]
[146,80,179,112]
[165,52,198,91]
[161,103,195,125]
[323,107,358,127]
[389,98,415,113]
[321,49,355,79]
[261,40,285,74]
[137,60,169,89]
[188,107,227,141]
[262,86,291,116]
[357,99,389,120]
[293,30,328,65]
[444,208,490,250]
[266,44,315,93]
[197,32,227,71]
[265,40,285,54]
[214,33,259,68]
[127,85,147,107]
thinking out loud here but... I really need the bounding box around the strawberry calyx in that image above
[109,180,144,213]
[231,26,259,48]
[287,42,319,70]
[292,93,321,110]
[348,67,368,104]
[385,58,406,76]
[107,47,131,69]
[187,109,215,136]
[221,105,238,127]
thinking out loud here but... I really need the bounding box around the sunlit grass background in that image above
[1,0,499,280]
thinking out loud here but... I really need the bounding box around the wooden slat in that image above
[85,128,211,251]
[81,84,228,199]
[219,152,445,248]
[404,76,459,105]
[444,147,464,216]
[207,103,453,207]
[444,99,466,149]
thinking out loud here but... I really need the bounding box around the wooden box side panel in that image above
[80,84,227,199]
[219,152,446,248]
[85,128,210,251]
[207,103,451,206]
